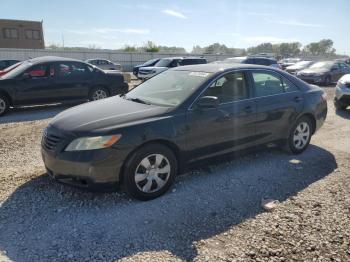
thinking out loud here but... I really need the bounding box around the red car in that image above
[0,62,22,77]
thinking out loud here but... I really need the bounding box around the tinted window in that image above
[203,72,248,103]
[57,62,89,78]
[252,72,284,97]
[181,59,207,65]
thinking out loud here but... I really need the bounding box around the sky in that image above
[1,0,349,54]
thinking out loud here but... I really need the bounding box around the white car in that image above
[334,74,350,110]
[137,57,207,80]
[85,59,122,71]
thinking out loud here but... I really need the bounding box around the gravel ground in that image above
[0,86,349,262]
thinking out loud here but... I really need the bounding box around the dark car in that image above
[0,56,128,116]
[0,59,20,70]
[133,58,160,76]
[42,64,327,200]
[296,61,350,85]
[221,56,281,69]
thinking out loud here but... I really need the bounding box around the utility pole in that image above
[61,33,65,48]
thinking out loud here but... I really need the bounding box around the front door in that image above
[186,71,257,161]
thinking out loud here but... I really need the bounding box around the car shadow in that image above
[335,107,350,119]
[0,102,82,124]
[0,145,337,261]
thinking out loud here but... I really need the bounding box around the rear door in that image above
[186,70,257,160]
[53,61,94,100]
[249,70,303,144]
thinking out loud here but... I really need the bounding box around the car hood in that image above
[50,96,172,133]
[299,68,329,74]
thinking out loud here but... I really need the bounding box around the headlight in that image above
[65,135,122,151]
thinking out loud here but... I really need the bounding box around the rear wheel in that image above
[123,144,177,201]
[284,116,313,154]
[89,87,109,101]
[0,95,10,116]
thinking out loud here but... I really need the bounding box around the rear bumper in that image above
[335,85,350,105]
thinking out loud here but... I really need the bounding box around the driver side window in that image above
[202,72,249,104]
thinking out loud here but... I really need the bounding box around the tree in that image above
[303,39,336,56]
[144,41,160,53]
[123,45,137,52]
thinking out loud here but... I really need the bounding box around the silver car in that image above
[85,59,122,71]
[334,74,350,110]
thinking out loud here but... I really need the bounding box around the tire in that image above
[284,116,313,154]
[334,100,347,110]
[0,94,10,116]
[88,87,109,101]
[123,143,177,201]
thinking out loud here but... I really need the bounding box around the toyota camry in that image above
[42,64,327,200]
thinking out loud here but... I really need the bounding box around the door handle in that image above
[294,96,302,102]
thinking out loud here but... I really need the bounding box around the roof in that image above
[27,56,83,64]
[173,63,276,73]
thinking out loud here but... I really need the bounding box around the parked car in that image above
[220,56,281,69]
[137,57,207,80]
[42,64,327,200]
[296,61,350,85]
[133,58,160,76]
[285,61,314,75]
[334,74,350,110]
[278,58,301,70]
[85,58,122,71]
[0,56,128,116]
[0,59,20,70]
[0,61,22,77]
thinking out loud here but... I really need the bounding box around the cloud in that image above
[271,19,326,28]
[243,36,299,44]
[245,12,272,17]
[162,9,188,19]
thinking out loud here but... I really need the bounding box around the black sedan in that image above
[0,56,128,116]
[42,64,327,200]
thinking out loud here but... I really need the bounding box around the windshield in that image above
[143,58,158,66]
[310,61,333,69]
[1,61,32,79]
[124,70,211,107]
[154,59,172,67]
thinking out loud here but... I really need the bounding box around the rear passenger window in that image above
[252,72,284,97]
[57,62,89,78]
[252,72,298,97]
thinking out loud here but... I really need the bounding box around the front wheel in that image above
[284,117,313,154]
[123,144,177,201]
[0,95,10,116]
[89,87,109,101]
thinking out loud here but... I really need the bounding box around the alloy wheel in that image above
[92,89,108,100]
[293,122,310,150]
[134,154,171,193]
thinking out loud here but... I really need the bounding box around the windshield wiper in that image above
[124,96,151,105]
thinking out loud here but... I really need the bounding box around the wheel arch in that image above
[296,113,317,134]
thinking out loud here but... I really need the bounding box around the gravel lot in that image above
[0,85,349,262]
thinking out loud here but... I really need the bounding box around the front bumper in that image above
[335,85,350,105]
[41,133,130,190]
[298,75,325,84]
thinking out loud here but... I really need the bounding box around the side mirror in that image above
[197,96,219,108]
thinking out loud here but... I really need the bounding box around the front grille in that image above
[42,127,64,151]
